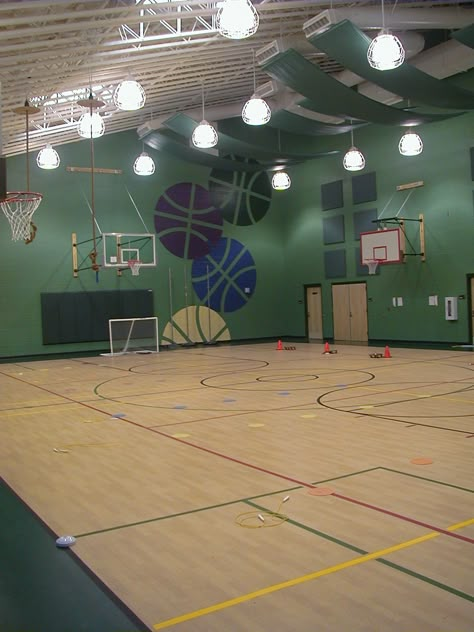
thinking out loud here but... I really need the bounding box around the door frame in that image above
[467,274,474,344]
[303,283,323,341]
[331,280,368,342]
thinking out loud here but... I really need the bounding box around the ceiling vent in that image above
[303,10,338,39]
[256,40,283,66]
[254,80,277,99]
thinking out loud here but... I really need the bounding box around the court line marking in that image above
[245,500,474,603]
[74,467,379,539]
[2,371,472,545]
[152,517,474,630]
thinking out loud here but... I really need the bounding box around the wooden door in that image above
[332,283,368,342]
[306,286,323,340]
[332,284,351,341]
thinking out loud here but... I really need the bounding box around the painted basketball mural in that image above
[209,157,272,226]
[162,306,231,345]
[192,238,257,312]
[155,182,223,259]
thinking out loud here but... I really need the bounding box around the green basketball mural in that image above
[209,156,272,226]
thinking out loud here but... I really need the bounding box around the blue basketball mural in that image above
[192,238,257,312]
[155,183,223,259]
[209,157,272,226]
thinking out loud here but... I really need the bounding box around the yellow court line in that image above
[153,517,474,630]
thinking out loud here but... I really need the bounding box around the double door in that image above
[332,283,368,342]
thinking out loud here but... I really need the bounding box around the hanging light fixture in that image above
[192,84,218,149]
[272,170,291,191]
[367,0,405,71]
[272,129,291,190]
[36,143,60,169]
[77,91,105,138]
[343,125,365,171]
[216,0,259,40]
[242,50,271,126]
[398,129,423,156]
[114,75,146,111]
[133,150,155,176]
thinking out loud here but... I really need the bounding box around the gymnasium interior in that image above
[0,1,473,631]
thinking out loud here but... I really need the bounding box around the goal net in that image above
[103,317,159,356]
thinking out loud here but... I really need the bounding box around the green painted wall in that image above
[281,110,474,343]
[1,107,473,358]
[0,130,287,357]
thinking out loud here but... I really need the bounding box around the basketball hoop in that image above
[364,259,382,275]
[1,191,43,241]
[127,259,142,276]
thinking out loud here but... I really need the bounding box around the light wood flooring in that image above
[0,342,473,631]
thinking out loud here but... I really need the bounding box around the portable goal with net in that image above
[103,317,159,356]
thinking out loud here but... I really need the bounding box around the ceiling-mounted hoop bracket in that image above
[71,232,103,277]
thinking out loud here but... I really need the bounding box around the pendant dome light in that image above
[216,0,259,40]
[272,170,291,191]
[398,129,423,156]
[36,143,60,169]
[192,84,218,149]
[343,125,365,171]
[114,75,146,111]
[272,129,291,190]
[77,91,105,138]
[133,150,155,175]
[367,0,405,71]
[242,50,271,126]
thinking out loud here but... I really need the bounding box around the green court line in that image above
[74,465,472,540]
[380,467,474,494]
[75,467,379,539]
[245,500,474,603]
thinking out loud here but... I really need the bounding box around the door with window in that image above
[332,283,368,342]
[306,286,323,340]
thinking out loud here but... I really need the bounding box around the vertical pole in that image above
[207,264,212,343]
[168,267,175,346]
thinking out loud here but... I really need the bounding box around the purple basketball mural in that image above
[155,183,223,259]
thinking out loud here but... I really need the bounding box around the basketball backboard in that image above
[360,228,401,265]
[102,232,156,268]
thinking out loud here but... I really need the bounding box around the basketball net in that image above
[127,259,142,276]
[1,192,43,241]
[364,259,381,275]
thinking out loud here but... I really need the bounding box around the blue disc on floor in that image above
[56,535,76,548]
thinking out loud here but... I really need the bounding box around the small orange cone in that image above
[323,341,330,354]
[384,345,391,358]
[276,339,283,351]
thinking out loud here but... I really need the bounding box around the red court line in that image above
[3,370,473,545]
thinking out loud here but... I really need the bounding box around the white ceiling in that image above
[1,0,473,156]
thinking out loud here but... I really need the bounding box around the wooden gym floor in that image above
[0,342,473,631]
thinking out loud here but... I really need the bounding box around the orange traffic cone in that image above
[323,341,330,354]
[384,345,391,358]
[276,339,283,351]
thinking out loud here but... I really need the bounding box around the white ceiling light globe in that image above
[217,0,259,40]
[398,130,423,156]
[272,171,291,190]
[114,78,146,111]
[242,97,271,126]
[77,111,105,138]
[343,146,365,171]
[367,31,405,71]
[133,152,155,175]
[36,144,60,169]
[192,120,218,148]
